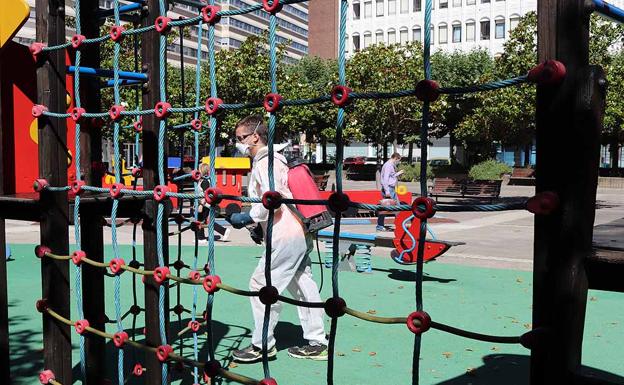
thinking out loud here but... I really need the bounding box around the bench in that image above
[508,167,535,186]
[463,180,502,203]
[429,178,501,202]
[429,178,465,201]
[313,174,329,191]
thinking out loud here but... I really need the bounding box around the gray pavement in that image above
[3,183,624,272]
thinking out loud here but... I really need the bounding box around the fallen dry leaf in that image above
[366,309,377,315]
[352,347,362,352]
[442,352,453,358]
[228,363,238,369]
[369,352,377,356]
[337,352,346,357]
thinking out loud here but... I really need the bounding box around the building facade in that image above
[345,0,536,56]
[14,0,309,65]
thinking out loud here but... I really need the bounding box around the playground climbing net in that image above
[29,0,567,384]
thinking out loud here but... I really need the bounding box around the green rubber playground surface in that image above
[6,244,624,384]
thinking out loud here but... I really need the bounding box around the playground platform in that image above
[7,244,624,385]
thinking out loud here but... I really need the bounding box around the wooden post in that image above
[76,1,106,383]
[533,0,605,383]
[36,0,71,382]
[142,1,169,384]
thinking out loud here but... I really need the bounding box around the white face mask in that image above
[235,121,261,157]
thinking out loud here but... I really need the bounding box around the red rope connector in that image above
[204,187,222,206]
[155,16,172,33]
[203,275,221,294]
[411,197,436,220]
[133,363,144,376]
[201,5,221,24]
[110,26,125,42]
[528,60,566,86]
[131,167,142,178]
[203,360,222,380]
[74,319,90,334]
[156,344,173,362]
[110,183,125,199]
[29,42,46,62]
[153,185,169,202]
[109,105,125,121]
[33,178,49,192]
[190,220,203,232]
[113,331,129,348]
[39,370,55,384]
[205,97,223,115]
[70,107,86,122]
[262,0,282,13]
[72,250,86,265]
[153,266,170,284]
[109,258,125,275]
[191,169,202,182]
[188,320,201,332]
[188,270,201,281]
[259,378,278,385]
[526,191,559,215]
[154,101,172,119]
[71,34,86,49]
[415,79,440,102]
[36,299,49,313]
[35,245,51,258]
[262,191,282,210]
[71,180,86,195]
[263,93,282,113]
[324,297,347,318]
[331,85,352,107]
[191,118,202,131]
[133,117,143,132]
[259,285,279,305]
[327,192,351,213]
[406,311,431,335]
[32,104,48,118]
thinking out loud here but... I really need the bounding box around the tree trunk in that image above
[610,138,619,171]
[407,142,414,164]
[513,147,522,167]
[322,138,327,164]
[524,143,532,167]
[383,143,388,162]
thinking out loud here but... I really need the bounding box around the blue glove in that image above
[228,212,254,229]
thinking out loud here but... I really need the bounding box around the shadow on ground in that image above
[435,354,624,385]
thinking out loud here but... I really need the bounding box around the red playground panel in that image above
[1,42,76,194]
[391,210,451,264]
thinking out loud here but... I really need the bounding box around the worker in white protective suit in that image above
[227,115,328,363]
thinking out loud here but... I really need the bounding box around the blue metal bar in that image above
[317,230,377,242]
[97,2,143,18]
[592,0,624,24]
[67,66,148,81]
[103,79,144,87]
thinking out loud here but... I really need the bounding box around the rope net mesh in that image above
[31,0,542,384]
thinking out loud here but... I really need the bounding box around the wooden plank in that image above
[36,0,71,382]
[533,0,603,383]
[141,1,169,383]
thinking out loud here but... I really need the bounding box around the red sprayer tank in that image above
[287,159,333,232]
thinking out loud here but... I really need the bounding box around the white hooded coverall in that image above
[247,146,327,348]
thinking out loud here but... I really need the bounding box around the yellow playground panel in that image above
[0,0,29,49]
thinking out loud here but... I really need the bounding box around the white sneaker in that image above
[198,239,209,245]
[221,228,231,242]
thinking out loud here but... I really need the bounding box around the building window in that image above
[414,0,421,11]
[353,34,361,51]
[400,0,409,13]
[345,35,349,53]
[387,28,396,44]
[376,30,384,44]
[453,0,461,6]
[388,0,396,14]
[376,0,384,16]
[480,19,490,40]
[510,15,520,30]
[439,23,448,44]
[353,1,361,19]
[452,23,461,42]
[363,31,372,48]
[481,0,490,2]
[400,27,409,44]
[364,1,372,18]
[412,26,421,42]
[466,21,475,41]
[495,18,505,39]
[466,0,475,4]
[430,24,435,44]
[440,0,448,8]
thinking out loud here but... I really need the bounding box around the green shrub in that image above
[468,159,512,180]
[398,163,433,181]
